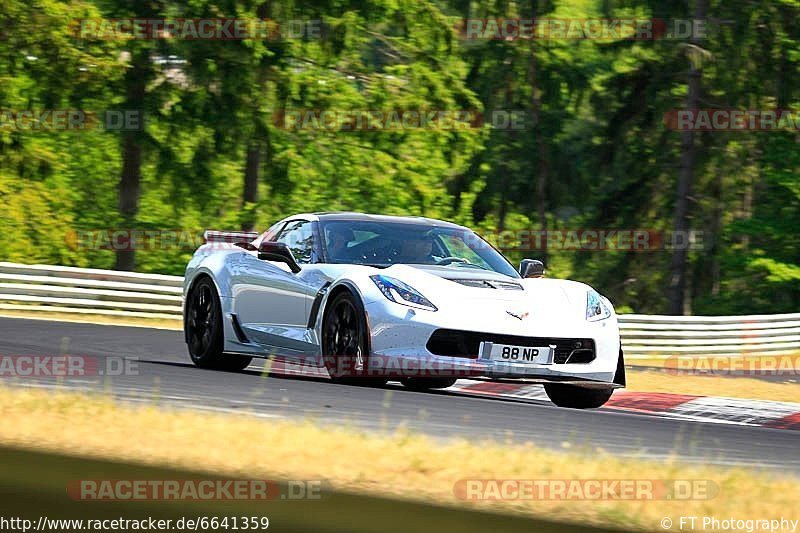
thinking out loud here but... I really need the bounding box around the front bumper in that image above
[364,299,621,386]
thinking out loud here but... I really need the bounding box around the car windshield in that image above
[320,220,520,278]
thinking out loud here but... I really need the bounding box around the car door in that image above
[232,220,318,357]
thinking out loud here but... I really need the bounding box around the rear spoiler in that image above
[203,230,259,244]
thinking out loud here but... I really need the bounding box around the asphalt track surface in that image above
[1,317,798,473]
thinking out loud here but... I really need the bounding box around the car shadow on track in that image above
[137,358,558,408]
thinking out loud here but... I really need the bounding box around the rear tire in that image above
[401,377,457,391]
[185,277,252,371]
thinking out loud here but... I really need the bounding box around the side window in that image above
[263,221,286,242]
[250,221,285,251]
[276,220,315,264]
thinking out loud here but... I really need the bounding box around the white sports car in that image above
[183,212,625,408]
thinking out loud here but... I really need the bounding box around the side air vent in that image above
[447,279,523,290]
[229,314,250,343]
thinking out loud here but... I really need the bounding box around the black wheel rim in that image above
[324,298,364,372]
[187,284,215,356]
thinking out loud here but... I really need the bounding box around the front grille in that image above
[426,329,595,364]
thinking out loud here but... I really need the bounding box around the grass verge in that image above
[0,310,182,330]
[0,386,798,532]
[626,367,800,403]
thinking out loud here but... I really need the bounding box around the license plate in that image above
[481,342,554,364]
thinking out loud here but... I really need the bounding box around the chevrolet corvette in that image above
[183,212,625,408]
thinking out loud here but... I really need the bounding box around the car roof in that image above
[309,211,467,230]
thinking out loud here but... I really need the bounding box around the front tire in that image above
[322,289,386,386]
[543,349,625,409]
[185,277,252,371]
[543,384,613,409]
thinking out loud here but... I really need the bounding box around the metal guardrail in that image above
[619,313,800,357]
[0,262,183,320]
[0,262,798,358]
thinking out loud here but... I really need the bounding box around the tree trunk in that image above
[114,49,148,272]
[667,0,708,314]
[240,0,273,233]
[241,142,262,232]
[710,169,723,297]
[535,149,548,263]
[498,191,508,232]
[528,24,548,265]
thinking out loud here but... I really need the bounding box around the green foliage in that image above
[0,0,798,312]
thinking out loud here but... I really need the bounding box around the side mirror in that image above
[258,241,301,273]
[520,259,545,278]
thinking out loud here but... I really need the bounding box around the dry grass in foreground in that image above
[0,386,798,532]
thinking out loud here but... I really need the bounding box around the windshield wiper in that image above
[449,262,491,271]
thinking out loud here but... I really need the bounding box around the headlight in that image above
[370,275,437,312]
[586,290,611,321]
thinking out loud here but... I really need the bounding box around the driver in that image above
[398,233,435,263]
[326,226,355,260]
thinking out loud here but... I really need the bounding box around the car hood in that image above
[377,264,599,322]
[308,262,604,320]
